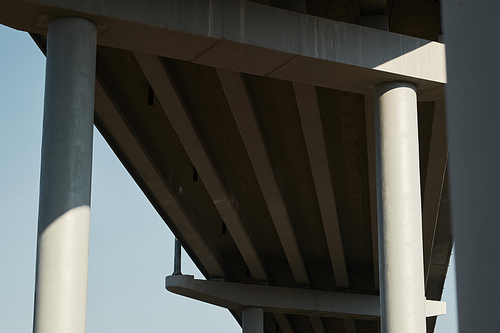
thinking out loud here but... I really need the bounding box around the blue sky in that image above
[0,24,457,333]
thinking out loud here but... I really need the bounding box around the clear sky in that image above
[0,24,458,333]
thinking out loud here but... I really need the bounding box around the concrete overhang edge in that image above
[166,275,446,319]
[1,0,445,100]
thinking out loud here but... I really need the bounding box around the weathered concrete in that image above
[33,17,96,333]
[0,0,445,99]
[166,275,445,319]
[374,82,426,333]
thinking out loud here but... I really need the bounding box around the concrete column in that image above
[242,307,264,333]
[442,1,500,331]
[374,82,426,333]
[33,17,97,333]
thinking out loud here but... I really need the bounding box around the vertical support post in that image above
[33,17,97,333]
[173,238,182,275]
[442,1,500,331]
[242,307,264,333]
[374,82,426,333]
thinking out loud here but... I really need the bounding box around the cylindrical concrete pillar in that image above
[374,82,426,333]
[242,307,264,333]
[33,17,97,333]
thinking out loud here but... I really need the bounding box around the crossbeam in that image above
[166,275,446,320]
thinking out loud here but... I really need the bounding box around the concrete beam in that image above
[274,314,294,333]
[166,275,446,319]
[217,69,309,286]
[94,77,226,279]
[364,96,379,291]
[134,53,267,282]
[309,317,326,333]
[293,83,357,333]
[293,82,349,289]
[218,70,334,333]
[1,0,445,99]
[421,99,448,284]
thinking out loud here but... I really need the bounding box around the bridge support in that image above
[374,82,427,333]
[242,307,264,333]
[33,17,97,333]
[165,274,445,319]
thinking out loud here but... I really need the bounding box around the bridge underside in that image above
[1,0,451,332]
